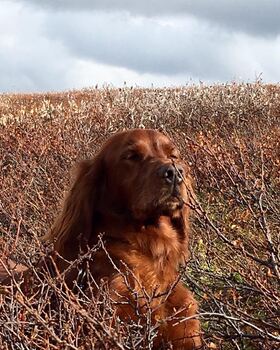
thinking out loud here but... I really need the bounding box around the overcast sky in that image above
[1,0,280,92]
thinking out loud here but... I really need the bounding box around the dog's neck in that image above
[91,212,189,287]
[93,207,172,237]
[92,209,189,256]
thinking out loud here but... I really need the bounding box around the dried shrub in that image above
[0,82,279,349]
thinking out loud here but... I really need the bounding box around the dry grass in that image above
[0,82,279,349]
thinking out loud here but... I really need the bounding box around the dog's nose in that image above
[159,164,184,184]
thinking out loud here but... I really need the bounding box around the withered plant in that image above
[0,82,279,349]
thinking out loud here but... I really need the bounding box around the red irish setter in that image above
[1,129,201,349]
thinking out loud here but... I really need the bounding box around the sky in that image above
[0,0,280,92]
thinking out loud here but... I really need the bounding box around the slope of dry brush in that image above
[0,82,279,349]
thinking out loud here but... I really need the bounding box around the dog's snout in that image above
[159,164,184,184]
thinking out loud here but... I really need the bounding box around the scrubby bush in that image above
[1,82,279,349]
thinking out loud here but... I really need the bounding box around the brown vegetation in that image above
[0,82,279,349]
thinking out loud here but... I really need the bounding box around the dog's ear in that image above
[44,156,104,257]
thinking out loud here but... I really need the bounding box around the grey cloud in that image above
[0,2,75,92]
[45,11,233,80]
[0,47,75,92]
[1,1,280,93]
[13,0,280,37]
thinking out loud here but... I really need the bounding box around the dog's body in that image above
[1,129,201,349]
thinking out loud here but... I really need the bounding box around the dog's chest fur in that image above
[106,218,188,292]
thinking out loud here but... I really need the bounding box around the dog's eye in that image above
[123,151,141,161]
[170,153,179,160]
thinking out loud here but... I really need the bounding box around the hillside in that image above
[0,83,279,349]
